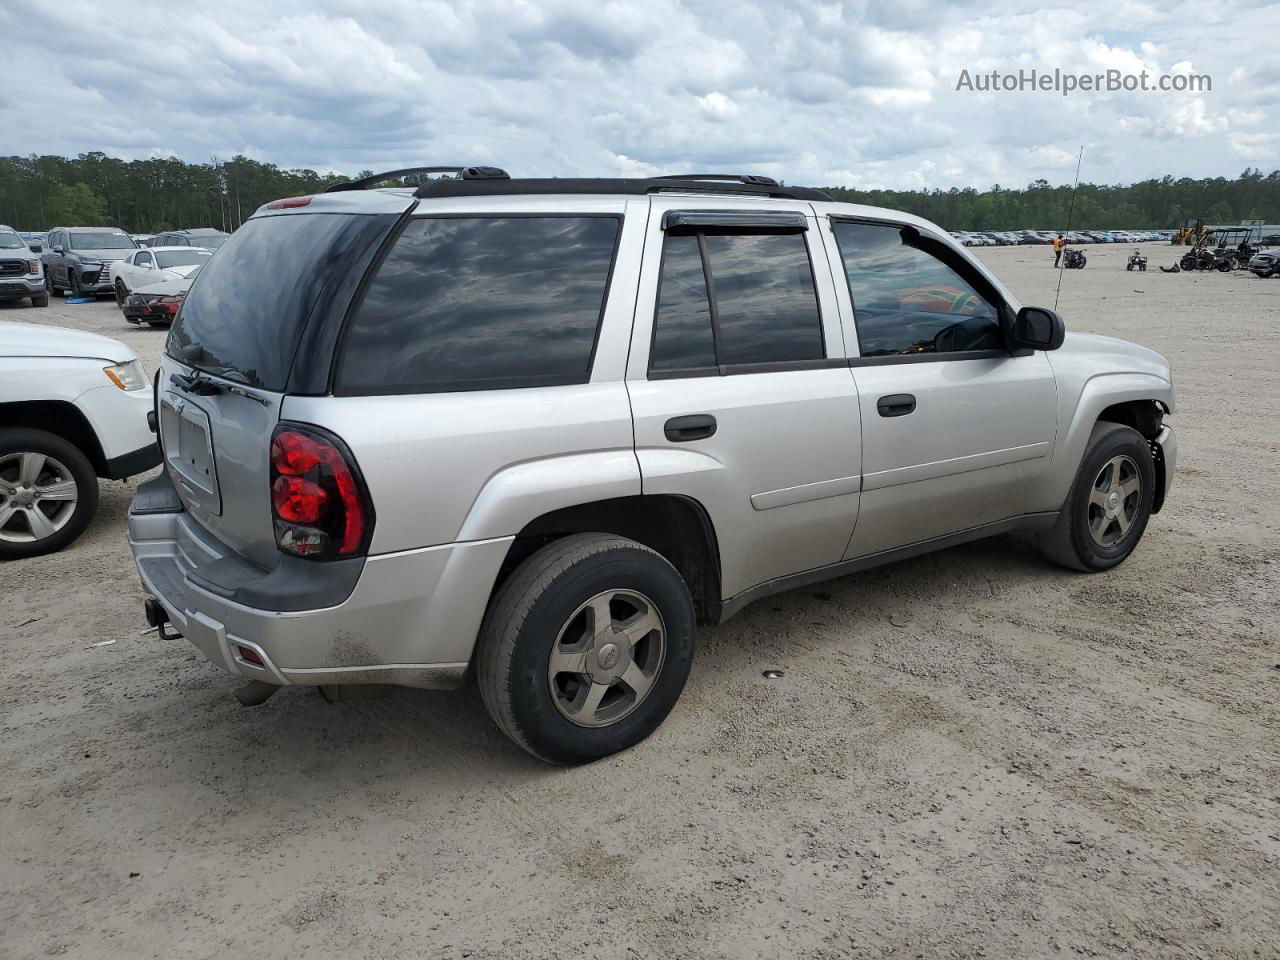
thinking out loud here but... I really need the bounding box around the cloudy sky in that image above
[5,0,1276,190]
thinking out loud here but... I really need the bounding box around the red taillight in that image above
[265,196,312,209]
[269,425,373,559]
[271,431,322,476]
[272,475,328,524]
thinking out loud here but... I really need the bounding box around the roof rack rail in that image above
[653,174,782,188]
[413,177,831,202]
[326,165,510,193]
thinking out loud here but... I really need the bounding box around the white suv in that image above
[128,168,1176,763]
[1,322,159,557]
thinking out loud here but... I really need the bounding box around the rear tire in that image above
[1039,422,1155,572]
[476,533,696,765]
[0,428,99,560]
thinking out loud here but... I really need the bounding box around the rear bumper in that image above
[127,474,510,688]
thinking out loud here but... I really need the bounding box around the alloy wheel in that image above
[0,452,80,543]
[547,589,667,728]
[1087,454,1141,548]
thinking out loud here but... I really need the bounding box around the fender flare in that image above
[455,449,642,542]
[1046,372,1173,507]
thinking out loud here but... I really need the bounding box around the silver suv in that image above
[129,167,1177,764]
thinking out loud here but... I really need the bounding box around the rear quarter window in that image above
[168,212,393,391]
[336,215,621,394]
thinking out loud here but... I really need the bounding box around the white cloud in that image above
[0,0,1272,190]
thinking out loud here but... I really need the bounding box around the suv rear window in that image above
[336,216,620,394]
[169,213,386,391]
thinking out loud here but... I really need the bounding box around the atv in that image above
[1126,250,1147,272]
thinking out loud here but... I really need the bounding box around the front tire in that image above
[30,291,49,307]
[114,279,129,307]
[1039,422,1155,572]
[476,534,696,765]
[0,428,99,560]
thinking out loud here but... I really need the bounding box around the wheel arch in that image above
[1045,374,1172,510]
[0,400,107,475]
[493,494,723,625]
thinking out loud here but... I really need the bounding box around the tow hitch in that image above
[144,598,183,641]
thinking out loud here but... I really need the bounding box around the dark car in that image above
[42,227,138,297]
[1248,250,1280,278]
[148,228,231,251]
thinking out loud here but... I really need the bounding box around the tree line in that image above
[1,152,1278,233]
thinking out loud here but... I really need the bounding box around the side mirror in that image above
[1012,306,1065,351]
[52,244,64,254]
[29,244,42,253]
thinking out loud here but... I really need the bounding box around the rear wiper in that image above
[169,371,269,406]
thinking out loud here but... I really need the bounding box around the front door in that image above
[627,197,863,601]
[823,218,1059,558]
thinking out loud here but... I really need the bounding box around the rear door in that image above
[627,196,862,600]
[822,217,1058,558]
[161,203,406,567]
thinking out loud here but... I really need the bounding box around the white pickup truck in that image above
[0,321,159,558]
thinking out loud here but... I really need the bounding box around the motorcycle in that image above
[1062,248,1087,269]
[1126,249,1147,272]
[1179,248,1231,272]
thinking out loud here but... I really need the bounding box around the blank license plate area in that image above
[161,395,219,501]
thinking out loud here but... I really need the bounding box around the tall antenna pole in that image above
[1054,146,1085,311]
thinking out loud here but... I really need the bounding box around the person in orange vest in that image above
[1053,234,1065,267]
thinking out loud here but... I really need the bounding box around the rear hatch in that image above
[160,195,409,568]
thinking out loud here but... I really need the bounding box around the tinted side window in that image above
[338,216,620,394]
[704,232,823,366]
[649,228,824,374]
[833,222,1003,357]
[651,233,716,371]
[137,251,154,267]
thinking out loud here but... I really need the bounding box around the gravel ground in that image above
[2,243,1278,960]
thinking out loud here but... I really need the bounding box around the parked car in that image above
[1248,249,1280,277]
[0,226,48,307]
[120,265,201,325]
[128,168,1177,764]
[148,228,230,250]
[109,246,212,304]
[1,321,159,558]
[42,227,138,298]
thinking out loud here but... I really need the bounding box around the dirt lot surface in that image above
[2,244,1278,959]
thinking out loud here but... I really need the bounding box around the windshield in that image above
[0,231,26,249]
[169,213,390,390]
[155,249,213,268]
[70,231,136,250]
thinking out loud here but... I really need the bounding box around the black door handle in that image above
[877,394,916,417]
[664,414,717,442]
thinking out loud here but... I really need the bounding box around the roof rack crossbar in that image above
[653,174,782,187]
[326,165,510,193]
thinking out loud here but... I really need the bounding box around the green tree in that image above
[47,182,104,225]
